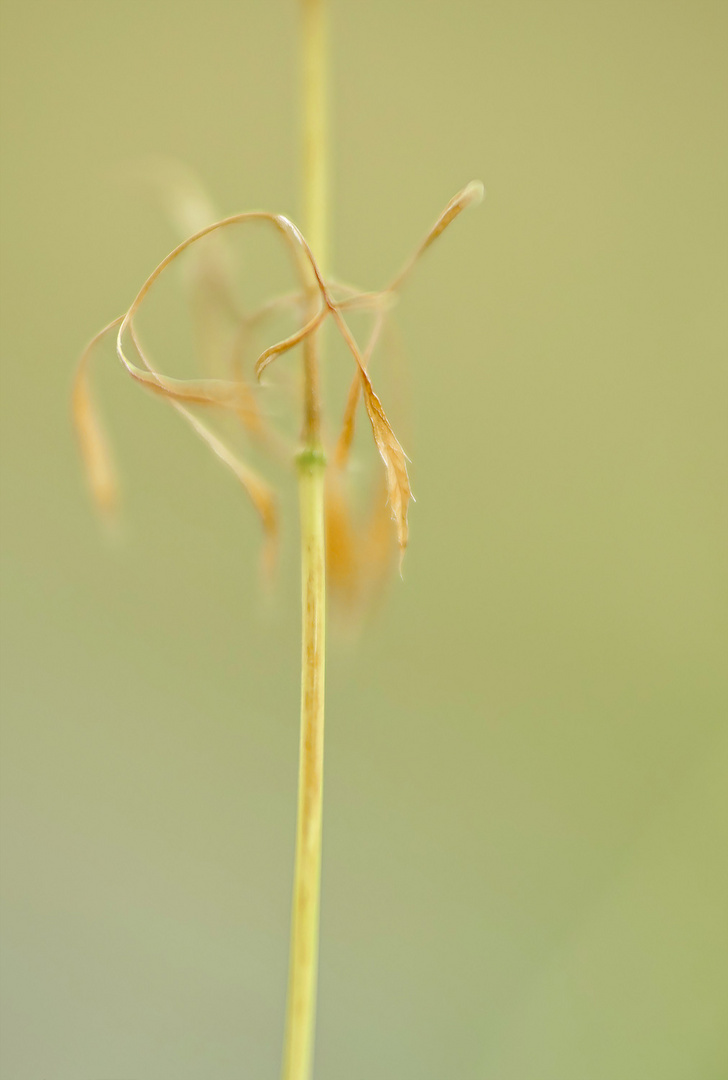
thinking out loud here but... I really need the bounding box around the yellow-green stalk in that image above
[282,1,328,1078]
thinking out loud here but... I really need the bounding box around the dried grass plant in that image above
[73,1,482,1076]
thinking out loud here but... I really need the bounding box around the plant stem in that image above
[300,0,327,447]
[282,2,328,1078]
[283,448,326,1080]
[301,0,327,273]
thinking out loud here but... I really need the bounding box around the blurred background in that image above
[1,1,726,1077]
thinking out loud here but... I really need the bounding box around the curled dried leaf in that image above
[228,299,302,461]
[76,178,483,587]
[109,208,330,397]
[254,305,327,380]
[115,357,246,409]
[76,206,329,562]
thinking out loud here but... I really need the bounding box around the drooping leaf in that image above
[331,307,412,561]
[360,378,411,559]
[388,180,485,292]
[72,317,124,520]
[72,365,118,520]
[324,467,359,607]
[169,399,279,574]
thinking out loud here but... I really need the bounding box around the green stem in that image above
[282,2,328,1077]
[299,0,327,447]
[282,449,326,1080]
[301,0,327,271]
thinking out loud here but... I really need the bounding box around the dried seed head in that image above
[74,177,483,595]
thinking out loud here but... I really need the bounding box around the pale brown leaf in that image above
[72,368,118,520]
[388,180,485,293]
[254,305,327,380]
[170,400,279,574]
[72,317,124,520]
[330,307,412,561]
[334,307,386,469]
[324,468,359,607]
[417,179,485,257]
[360,474,397,602]
[360,379,411,558]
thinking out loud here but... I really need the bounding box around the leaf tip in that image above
[463,179,485,208]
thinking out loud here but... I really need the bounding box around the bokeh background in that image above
[1,1,726,1077]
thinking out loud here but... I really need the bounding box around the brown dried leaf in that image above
[105,207,328,399]
[334,374,361,469]
[124,321,278,566]
[418,179,484,256]
[72,317,124,519]
[334,307,386,469]
[389,180,485,293]
[331,308,412,560]
[170,400,279,574]
[325,464,397,617]
[324,467,359,607]
[254,305,327,380]
[361,473,397,599]
[361,379,411,558]
[72,368,118,519]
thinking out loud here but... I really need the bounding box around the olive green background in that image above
[1,1,726,1077]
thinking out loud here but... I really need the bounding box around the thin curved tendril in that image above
[255,305,327,380]
[116,210,334,400]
